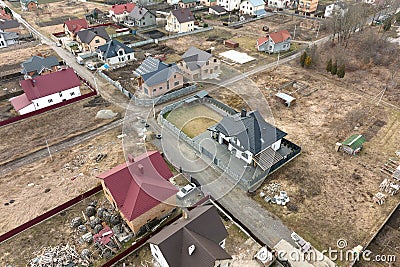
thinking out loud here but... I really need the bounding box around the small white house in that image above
[240,0,266,16]
[217,0,240,11]
[324,2,347,17]
[10,68,81,115]
[96,40,135,65]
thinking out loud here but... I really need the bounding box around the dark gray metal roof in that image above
[2,31,18,41]
[97,40,134,59]
[213,110,287,154]
[0,19,19,30]
[147,205,231,267]
[128,6,155,20]
[210,5,227,13]
[76,27,110,44]
[135,57,181,87]
[21,56,59,75]
[171,8,195,23]
[181,46,213,71]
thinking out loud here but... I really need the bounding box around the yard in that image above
[164,102,223,138]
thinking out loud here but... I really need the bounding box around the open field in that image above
[164,103,222,138]
[0,127,125,235]
[248,64,400,263]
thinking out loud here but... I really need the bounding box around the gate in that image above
[201,146,214,160]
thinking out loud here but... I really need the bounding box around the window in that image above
[127,55,130,60]
[70,92,75,96]
[95,39,100,43]
[143,22,145,25]
[159,86,163,90]
[174,74,176,78]
[153,88,157,92]
[59,92,62,97]
[206,61,209,65]
[144,88,148,94]
[36,103,39,107]
[48,99,53,103]
[174,81,180,86]
[214,58,217,63]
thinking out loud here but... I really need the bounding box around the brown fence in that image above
[0,185,102,244]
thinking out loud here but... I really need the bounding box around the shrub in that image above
[331,61,337,75]
[326,58,332,73]
[337,64,346,78]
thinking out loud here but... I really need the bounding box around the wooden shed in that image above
[341,134,366,155]
[224,40,239,48]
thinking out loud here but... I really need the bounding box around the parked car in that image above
[155,134,162,139]
[177,183,196,199]
[86,63,96,71]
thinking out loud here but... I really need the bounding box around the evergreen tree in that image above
[337,64,346,78]
[331,61,338,75]
[383,18,392,31]
[326,58,332,73]
[300,51,307,67]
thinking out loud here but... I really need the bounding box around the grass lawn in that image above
[164,103,222,138]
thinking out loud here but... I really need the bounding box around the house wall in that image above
[201,0,217,6]
[100,49,135,65]
[298,0,318,13]
[88,36,108,52]
[218,132,253,164]
[271,139,281,151]
[142,72,184,97]
[27,1,37,11]
[137,12,157,27]
[110,11,130,22]
[240,1,264,15]
[165,14,194,33]
[259,39,290,53]
[0,33,6,48]
[17,103,36,115]
[179,1,197,8]
[179,56,221,80]
[214,259,231,267]
[267,0,288,9]
[167,0,180,4]
[31,86,81,111]
[217,0,240,11]
[150,244,170,267]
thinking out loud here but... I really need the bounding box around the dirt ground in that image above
[248,64,400,261]
[0,95,123,165]
[0,126,126,235]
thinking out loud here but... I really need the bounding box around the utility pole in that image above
[293,24,296,40]
[316,22,320,38]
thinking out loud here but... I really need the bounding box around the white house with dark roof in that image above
[0,30,18,48]
[126,6,156,27]
[21,55,59,79]
[165,8,195,33]
[179,46,221,80]
[217,0,240,11]
[209,5,227,15]
[240,0,266,16]
[96,39,135,65]
[76,27,110,52]
[148,205,232,267]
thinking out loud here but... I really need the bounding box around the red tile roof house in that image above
[108,3,136,23]
[97,151,178,234]
[10,68,81,115]
[256,30,291,54]
[63,18,89,39]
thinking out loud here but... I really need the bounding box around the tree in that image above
[300,51,307,67]
[383,18,392,31]
[4,7,13,18]
[337,64,346,78]
[326,58,333,73]
[93,10,98,20]
[305,56,312,67]
[331,61,338,75]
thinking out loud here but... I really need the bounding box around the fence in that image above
[204,97,237,115]
[228,14,268,28]
[0,185,102,244]
[0,40,39,53]
[157,27,213,42]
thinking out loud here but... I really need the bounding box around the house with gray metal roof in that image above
[134,56,184,98]
[147,205,232,267]
[126,6,156,28]
[0,19,20,32]
[179,46,221,80]
[0,30,18,48]
[21,55,59,78]
[165,8,195,33]
[96,39,135,65]
[76,27,110,52]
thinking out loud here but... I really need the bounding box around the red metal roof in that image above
[93,226,113,245]
[10,93,31,111]
[64,18,89,34]
[0,9,12,20]
[256,36,269,47]
[97,151,177,222]
[268,30,291,44]
[19,68,81,101]
[111,3,135,15]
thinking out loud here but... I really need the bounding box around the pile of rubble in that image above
[63,154,86,172]
[259,183,291,206]
[29,244,91,267]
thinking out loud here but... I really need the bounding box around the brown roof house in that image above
[20,0,38,11]
[165,8,195,33]
[148,205,232,267]
[63,18,89,39]
[97,151,178,234]
[179,46,221,81]
[76,26,110,52]
[256,30,291,54]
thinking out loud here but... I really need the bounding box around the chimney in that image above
[31,79,36,87]
[188,245,196,255]
[138,164,144,175]
[128,154,135,163]
[182,208,190,220]
[241,108,247,117]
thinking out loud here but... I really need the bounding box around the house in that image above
[0,30,18,48]
[63,18,89,39]
[179,0,198,8]
[297,0,318,14]
[179,46,221,80]
[166,0,180,5]
[240,0,266,16]
[324,2,347,17]
[0,19,20,34]
[266,0,291,9]
[256,30,291,54]
[10,68,81,115]
[201,0,217,7]
[217,0,240,11]
[96,39,135,65]
[339,134,366,155]
[148,205,232,267]
[126,6,156,28]
[86,8,106,21]
[21,55,59,79]
[109,3,136,22]
[134,56,183,97]
[76,27,110,52]
[20,0,38,11]
[97,151,178,234]
[165,8,195,33]
[208,5,227,15]
[208,108,287,165]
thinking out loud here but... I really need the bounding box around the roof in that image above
[135,57,181,87]
[20,0,37,5]
[76,27,110,44]
[97,40,134,59]
[129,6,154,20]
[1,30,18,40]
[148,205,231,267]
[19,68,81,101]
[257,36,269,47]
[97,151,177,222]
[210,110,287,154]
[21,55,59,75]
[275,92,296,103]
[171,8,195,23]
[0,19,19,30]
[254,9,267,16]
[0,9,12,20]
[268,30,291,43]
[181,0,197,3]
[342,134,366,150]
[93,227,113,245]
[64,18,89,34]
[10,93,31,111]
[111,3,135,15]
[247,0,266,7]
[209,5,227,13]
[181,46,213,71]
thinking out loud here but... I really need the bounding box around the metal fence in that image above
[204,97,237,115]
[156,27,213,42]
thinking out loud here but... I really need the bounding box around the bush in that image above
[337,64,345,78]
[331,61,337,75]
[304,56,312,67]
[383,18,392,31]
[203,23,209,28]
[326,58,332,73]
[300,51,307,67]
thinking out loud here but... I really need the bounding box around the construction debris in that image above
[94,153,107,163]
[373,192,386,205]
[95,110,118,119]
[29,244,88,267]
[71,217,83,228]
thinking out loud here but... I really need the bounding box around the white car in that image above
[177,183,196,199]
[86,63,96,71]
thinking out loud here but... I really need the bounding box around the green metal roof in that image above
[342,134,366,150]
[181,0,197,3]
